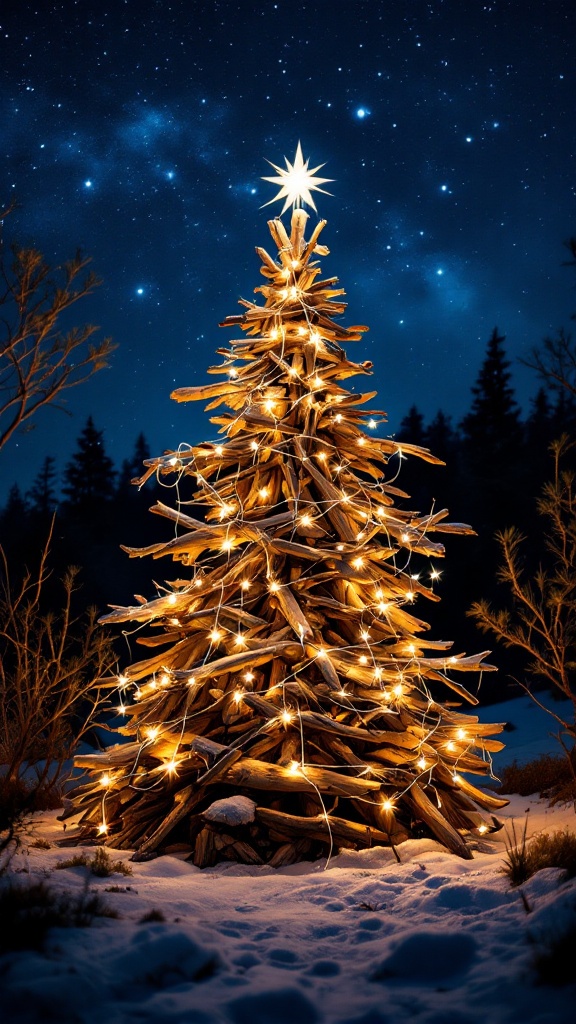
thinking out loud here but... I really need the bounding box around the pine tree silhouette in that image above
[62,416,116,515]
[460,327,522,473]
[27,456,58,517]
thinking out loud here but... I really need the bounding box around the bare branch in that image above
[0,210,116,452]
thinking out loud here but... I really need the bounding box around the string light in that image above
[244,671,255,683]
[100,773,111,788]
[281,709,294,724]
[209,628,223,642]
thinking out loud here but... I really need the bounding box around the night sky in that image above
[1,0,574,500]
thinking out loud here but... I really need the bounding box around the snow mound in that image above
[371,930,477,982]
[203,795,257,826]
[227,986,320,1024]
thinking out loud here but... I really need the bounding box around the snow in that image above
[2,694,575,1023]
[204,795,257,826]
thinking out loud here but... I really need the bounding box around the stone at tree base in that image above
[202,796,257,826]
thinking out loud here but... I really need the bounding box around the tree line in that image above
[1,323,575,702]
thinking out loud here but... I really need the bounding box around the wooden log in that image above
[222,758,382,797]
[404,783,473,859]
[255,807,393,849]
[193,827,218,868]
[132,784,206,860]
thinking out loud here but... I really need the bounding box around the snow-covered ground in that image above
[2,693,575,1024]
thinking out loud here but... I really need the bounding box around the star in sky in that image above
[261,142,333,215]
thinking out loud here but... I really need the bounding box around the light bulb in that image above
[118,674,129,686]
[165,759,179,775]
[281,709,293,724]
[250,440,258,450]
[268,580,280,593]
[288,760,301,774]
[299,514,312,526]
[381,798,394,813]
[233,690,243,705]
[98,823,108,835]
[241,580,252,590]
[146,727,159,741]
[221,538,234,552]
[417,757,427,770]
[215,445,224,457]
[258,487,269,499]
[234,633,246,647]
[167,593,177,605]
[368,419,377,429]
[100,773,111,788]
[209,628,222,642]
[352,557,364,569]
[159,672,170,686]
[244,671,255,682]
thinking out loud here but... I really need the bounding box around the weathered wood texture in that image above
[64,209,506,866]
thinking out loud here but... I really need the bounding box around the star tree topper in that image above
[262,142,333,215]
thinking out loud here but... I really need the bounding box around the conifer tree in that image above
[117,433,151,494]
[27,455,58,517]
[62,416,116,513]
[460,327,522,470]
[67,147,507,866]
[398,404,425,446]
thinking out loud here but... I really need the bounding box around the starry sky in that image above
[1,0,574,499]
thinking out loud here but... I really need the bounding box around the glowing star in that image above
[262,142,333,215]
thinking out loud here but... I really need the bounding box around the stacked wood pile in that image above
[63,208,508,866]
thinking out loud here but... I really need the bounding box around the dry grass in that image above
[503,819,576,887]
[0,879,117,953]
[56,848,132,877]
[497,753,576,802]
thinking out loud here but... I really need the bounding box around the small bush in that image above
[139,908,166,923]
[503,820,576,886]
[503,818,531,887]
[0,879,117,953]
[498,754,576,802]
[56,848,132,877]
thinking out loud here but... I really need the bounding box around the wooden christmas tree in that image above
[65,146,508,865]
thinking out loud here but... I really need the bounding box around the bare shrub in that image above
[0,525,114,860]
[470,436,576,769]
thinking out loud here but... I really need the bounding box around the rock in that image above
[202,796,257,826]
